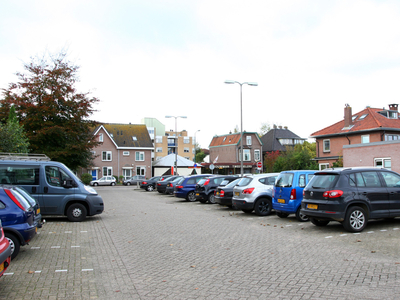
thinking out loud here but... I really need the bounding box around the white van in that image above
[0,154,104,222]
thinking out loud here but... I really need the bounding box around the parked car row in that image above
[140,167,400,233]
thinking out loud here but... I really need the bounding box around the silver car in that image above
[123,175,146,186]
[232,173,279,216]
[90,176,116,186]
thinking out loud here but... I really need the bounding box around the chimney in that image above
[389,104,398,111]
[344,104,352,128]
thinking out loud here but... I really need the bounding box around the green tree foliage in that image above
[273,142,318,172]
[0,106,30,153]
[264,150,280,173]
[195,149,207,163]
[259,122,271,137]
[0,52,99,170]
[81,173,92,185]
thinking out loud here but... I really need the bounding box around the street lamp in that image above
[224,80,258,177]
[194,130,200,163]
[165,115,187,175]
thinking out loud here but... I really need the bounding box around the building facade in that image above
[88,124,154,180]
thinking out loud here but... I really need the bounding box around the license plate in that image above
[37,208,40,214]
[307,204,318,210]
[216,192,219,196]
[196,193,199,196]
[0,263,4,273]
[234,192,240,196]
[278,199,285,204]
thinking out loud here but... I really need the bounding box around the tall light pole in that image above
[224,80,258,177]
[194,130,200,163]
[165,115,187,175]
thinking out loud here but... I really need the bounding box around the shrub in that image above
[81,173,92,185]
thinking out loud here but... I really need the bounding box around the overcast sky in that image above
[1,0,400,148]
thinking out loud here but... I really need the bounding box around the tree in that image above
[0,105,30,153]
[264,150,281,173]
[0,52,99,170]
[259,122,271,137]
[273,142,318,172]
[195,150,207,163]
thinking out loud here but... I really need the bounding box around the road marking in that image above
[82,269,93,272]
[325,236,333,238]
[51,246,61,249]
[31,247,40,249]
[55,270,68,272]
[71,246,80,248]
[65,231,72,233]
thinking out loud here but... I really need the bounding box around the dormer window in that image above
[378,110,398,119]
[99,133,103,142]
[132,136,137,141]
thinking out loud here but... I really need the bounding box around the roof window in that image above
[132,136,137,141]
[358,114,368,120]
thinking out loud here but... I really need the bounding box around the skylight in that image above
[359,114,368,120]
[132,136,137,141]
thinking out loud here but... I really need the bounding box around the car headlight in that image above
[84,185,98,194]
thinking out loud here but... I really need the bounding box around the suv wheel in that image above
[343,206,367,232]
[310,218,330,227]
[254,198,272,216]
[295,207,309,222]
[187,191,196,202]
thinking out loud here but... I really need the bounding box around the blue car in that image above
[174,174,213,202]
[0,185,39,259]
[272,170,316,222]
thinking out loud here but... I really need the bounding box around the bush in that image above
[81,173,92,185]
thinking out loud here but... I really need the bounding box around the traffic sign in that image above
[257,162,262,169]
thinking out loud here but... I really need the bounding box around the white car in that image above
[90,176,116,186]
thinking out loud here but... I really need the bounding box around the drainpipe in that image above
[345,135,351,145]
[381,131,385,141]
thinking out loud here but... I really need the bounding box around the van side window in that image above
[45,166,70,187]
[0,166,39,185]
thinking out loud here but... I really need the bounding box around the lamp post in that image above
[165,115,187,175]
[194,130,200,163]
[224,80,258,177]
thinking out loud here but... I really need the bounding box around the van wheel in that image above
[310,218,330,227]
[343,206,367,232]
[67,203,87,222]
[276,212,289,218]
[295,207,309,222]
[254,198,272,216]
[5,233,20,260]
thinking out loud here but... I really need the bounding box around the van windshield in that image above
[275,173,294,187]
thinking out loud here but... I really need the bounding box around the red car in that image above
[0,220,11,277]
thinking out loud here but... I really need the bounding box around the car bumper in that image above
[0,244,11,276]
[232,200,253,210]
[215,197,232,206]
[300,201,345,221]
[195,192,207,200]
[86,195,104,216]
[272,200,300,214]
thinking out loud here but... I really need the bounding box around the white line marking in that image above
[55,270,68,273]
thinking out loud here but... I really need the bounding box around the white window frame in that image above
[323,139,330,152]
[361,135,370,144]
[156,147,163,153]
[254,149,261,161]
[239,149,251,161]
[184,147,190,153]
[246,136,252,145]
[374,157,391,170]
[99,133,103,142]
[319,163,329,170]
[123,151,130,156]
[102,151,112,161]
[156,136,163,143]
[123,169,132,179]
[102,167,112,176]
[184,137,190,144]
[135,152,145,161]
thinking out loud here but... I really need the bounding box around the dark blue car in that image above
[0,185,39,259]
[174,174,213,202]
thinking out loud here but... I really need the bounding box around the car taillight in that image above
[220,190,225,197]
[157,183,161,186]
[323,190,343,198]
[177,185,183,189]
[203,179,210,186]
[5,189,27,211]
[290,189,296,200]
[242,188,255,194]
[142,181,147,184]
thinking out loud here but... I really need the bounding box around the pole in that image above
[240,83,243,177]
[175,117,177,175]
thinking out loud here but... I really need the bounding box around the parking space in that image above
[1,186,400,299]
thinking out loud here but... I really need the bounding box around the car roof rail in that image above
[0,152,51,161]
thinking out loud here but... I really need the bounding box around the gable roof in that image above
[153,153,200,167]
[311,106,400,138]
[209,132,262,148]
[260,128,305,152]
[94,123,153,149]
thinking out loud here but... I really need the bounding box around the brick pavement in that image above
[1,186,400,299]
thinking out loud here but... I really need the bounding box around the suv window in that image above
[237,177,253,187]
[309,174,338,189]
[380,171,400,187]
[259,176,276,185]
[361,172,381,187]
[276,173,294,187]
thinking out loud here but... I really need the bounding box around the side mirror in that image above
[62,178,77,188]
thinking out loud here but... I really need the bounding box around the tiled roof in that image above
[209,133,241,147]
[310,107,400,137]
[102,123,153,148]
[260,128,304,152]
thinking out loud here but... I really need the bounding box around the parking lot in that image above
[1,186,400,299]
